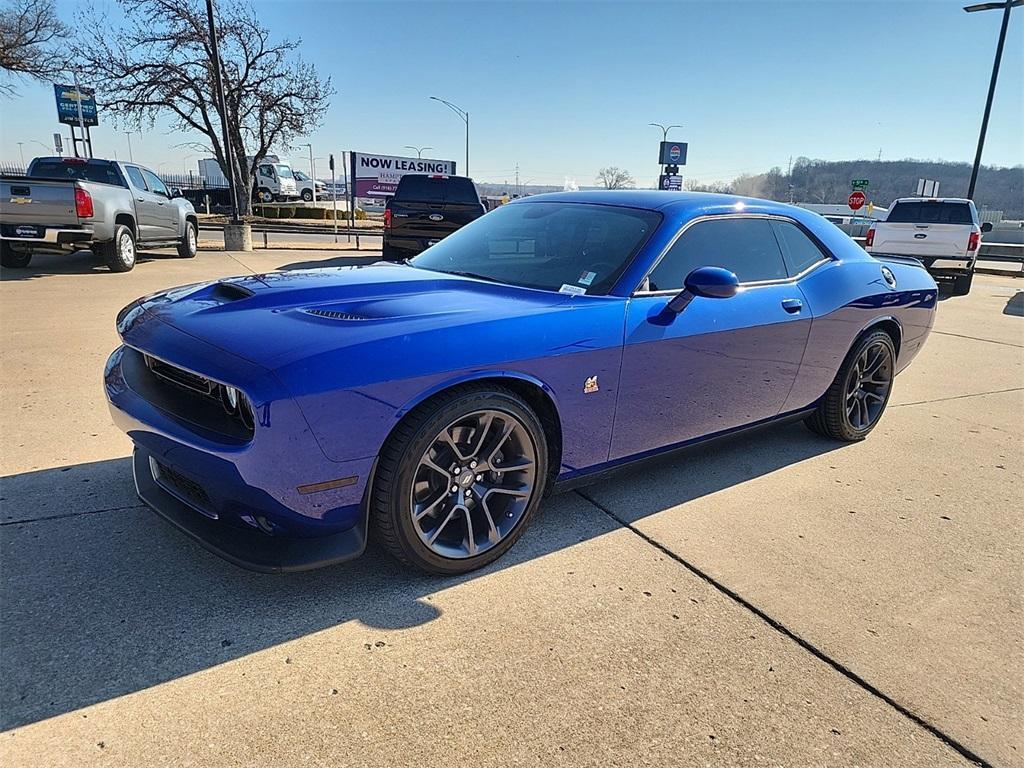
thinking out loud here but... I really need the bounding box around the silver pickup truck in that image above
[0,157,199,272]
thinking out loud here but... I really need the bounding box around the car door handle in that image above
[782,298,803,314]
[136,197,144,202]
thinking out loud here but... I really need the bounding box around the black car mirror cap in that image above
[981,221,993,233]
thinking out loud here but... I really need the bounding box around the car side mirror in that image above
[981,222,993,233]
[666,266,740,314]
[169,187,182,198]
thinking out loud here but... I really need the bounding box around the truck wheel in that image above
[370,385,548,575]
[804,329,895,442]
[1,242,32,268]
[257,188,274,204]
[98,224,136,272]
[301,189,313,202]
[176,221,198,258]
[952,270,974,296]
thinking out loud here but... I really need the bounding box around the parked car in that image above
[382,174,485,260]
[0,157,198,272]
[292,170,325,202]
[105,191,937,575]
[866,197,991,295]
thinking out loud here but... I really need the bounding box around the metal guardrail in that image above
[199,222,382,250]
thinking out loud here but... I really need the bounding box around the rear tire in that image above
[952,270,973,296]
[176,221,198,258]
[1,242,32,268]
[98,224,136,272]
[370,385,548,575]
[805,329,895,442]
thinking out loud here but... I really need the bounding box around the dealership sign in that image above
[53,84,98,127]
[658,141,688,166]
[350,152,456,198]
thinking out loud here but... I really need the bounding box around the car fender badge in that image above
[584,376,599,394]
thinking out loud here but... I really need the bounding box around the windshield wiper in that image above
[440,269,504,284]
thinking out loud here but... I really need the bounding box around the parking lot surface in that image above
[1,248,1021,767]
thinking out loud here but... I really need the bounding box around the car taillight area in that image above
[967,231,980,252]
[75,187,94,218]
[121,347,255,441]
[383,208,392,229]
[865,227,875,247]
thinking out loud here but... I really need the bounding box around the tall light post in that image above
[16,142,25,166]
[404,145,434,159]
[430,96,469,176]
[963,0,1020,200]
[649,122,683,188]
[206,0,240,222]
[301,142,316,203]
[123,131,136,162]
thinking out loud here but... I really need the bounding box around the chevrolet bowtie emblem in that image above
[10,197,31,205]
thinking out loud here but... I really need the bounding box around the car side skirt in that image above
[549,406,817,494]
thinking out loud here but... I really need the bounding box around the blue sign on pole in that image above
[53,84,98,127]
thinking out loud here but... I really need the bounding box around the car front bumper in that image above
[133,448,366,573]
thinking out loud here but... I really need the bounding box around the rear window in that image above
[29,160,124,186]
[886,201,973,225]
[394,175,479,204]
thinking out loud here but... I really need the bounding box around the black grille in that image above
[153,459,213,512]
[145,355,214,394]
[305,308,371,321]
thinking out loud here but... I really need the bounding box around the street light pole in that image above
[963,0,1021,200]
[206,0,240,221]
[404,145,434,159]
[124,131,134,162]
[649,122,682,186]
[17,142,24,166]
[430,97,469,175]
[302,142,316,204]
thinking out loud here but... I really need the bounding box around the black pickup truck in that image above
[382,174,485,261]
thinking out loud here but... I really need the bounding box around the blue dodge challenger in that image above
[105,191,937,574]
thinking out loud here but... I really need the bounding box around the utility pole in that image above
[963,0,1020,200]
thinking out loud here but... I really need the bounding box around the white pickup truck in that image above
[865,197,992,295]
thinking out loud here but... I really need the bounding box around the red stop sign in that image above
[848,191,866,211]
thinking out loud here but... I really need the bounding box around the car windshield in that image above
[275,164,294,179]
[887,201,973,225]
[409,201,661,294]
[29,160,124,186]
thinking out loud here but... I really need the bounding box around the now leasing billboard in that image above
[350,152,456,198]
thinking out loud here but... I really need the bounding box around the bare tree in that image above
[0,0,68,95]
[71,0,333,215]
[596,167,635,190]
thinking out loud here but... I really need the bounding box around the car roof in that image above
[891,197,973,204]
[510,189,814,218]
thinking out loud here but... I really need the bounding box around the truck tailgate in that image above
[389,200,482,240]
[871,222,970,258]
[0,178,78,227]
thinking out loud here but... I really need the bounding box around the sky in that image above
[1,0,1022,189]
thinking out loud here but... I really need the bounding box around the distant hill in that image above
[691,158,1023,219]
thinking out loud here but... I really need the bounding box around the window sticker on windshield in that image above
[559,284,587,296]
[578,271,596,286]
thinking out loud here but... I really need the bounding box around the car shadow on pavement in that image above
[1003,291,1023,317]
[0,249,181,281]
[0,422,841,731]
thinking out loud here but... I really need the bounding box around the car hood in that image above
[126,263,576,370]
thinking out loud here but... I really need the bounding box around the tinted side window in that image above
[648,217,787,290]
[141,169,168,197]
[771,219,828,276]
[29,160,124,186]
[887,201,972,225]
[125,166,147,190]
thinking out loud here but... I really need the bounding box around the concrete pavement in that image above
[1,247,1020,767]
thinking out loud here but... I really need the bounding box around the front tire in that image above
[97,224,136,272]
[177,221,198,258]
[1,241,32,268]
[301,189,313,202]
[805,329,895,442]
[257,188,274,204]
[370,386,549,575]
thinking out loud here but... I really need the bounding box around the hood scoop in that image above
[211,281,255,302]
